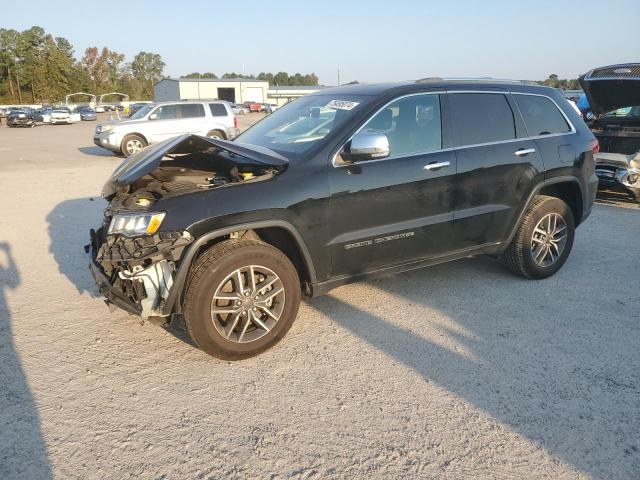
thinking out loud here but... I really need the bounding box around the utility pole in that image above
[337,67,340,86]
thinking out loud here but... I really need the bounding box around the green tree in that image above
[131,51,165,98]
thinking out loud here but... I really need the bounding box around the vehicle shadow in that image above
[308,213,640,479]
[0,242,52,479]
[47,197,106,294]
[78,146,118,157]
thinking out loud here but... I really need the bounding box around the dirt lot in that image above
[0,115,639,479]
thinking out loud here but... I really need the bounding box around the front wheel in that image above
[504,195,575,279]
[206,129,225,140]
[184,239,301,360]
[121,134,147,157]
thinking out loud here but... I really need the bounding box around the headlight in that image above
[108,212,166,237]
[100,124,115,133]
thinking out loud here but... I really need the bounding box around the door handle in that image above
[424,161,450,171]
[514,148,536,157]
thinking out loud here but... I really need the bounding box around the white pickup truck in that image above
[93,100,240,156]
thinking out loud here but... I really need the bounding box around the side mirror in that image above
[341,132,390,162]
[149,113,158,120]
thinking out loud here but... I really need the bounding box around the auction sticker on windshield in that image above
[325,100,360,111]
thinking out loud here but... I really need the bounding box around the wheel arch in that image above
[163,220,316,316]
[505,176,584,245]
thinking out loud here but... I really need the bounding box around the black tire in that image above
[183,239,301,360]
[120,134,147,157]
[504,195,575,279]
[206,129,225,140]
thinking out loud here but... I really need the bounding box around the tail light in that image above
[590,139,599,154]
[234,116,238,128]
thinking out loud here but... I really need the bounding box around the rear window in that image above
[209,103,228,117]
[449,93,516,146]
[514,94,571,136]
[178,103,205,118]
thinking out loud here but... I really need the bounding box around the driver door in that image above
[328,92,457,277]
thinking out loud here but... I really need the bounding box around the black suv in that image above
[88,79,598,359]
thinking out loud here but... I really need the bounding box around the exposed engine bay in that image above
[89,134,290,318]
[107,140,285,209]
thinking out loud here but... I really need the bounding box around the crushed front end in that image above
[87,222,192,318]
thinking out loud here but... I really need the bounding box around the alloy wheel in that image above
[126,139,143,154]
[531,213,567,267]
[210,265,285,343]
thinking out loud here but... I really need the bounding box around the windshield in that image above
[603,106,640,118]
[235,94,370,155]
[130,104,154,120]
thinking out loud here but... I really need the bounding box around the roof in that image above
[160,77,267,83]
[268,85,326,91]
[309,79,554,96]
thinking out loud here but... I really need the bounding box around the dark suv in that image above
[88,79,598,359]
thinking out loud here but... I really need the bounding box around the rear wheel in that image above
[184,239,301,360]
[121,134,147,157]
[504,195,575,279]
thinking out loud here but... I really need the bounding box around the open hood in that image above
[103,134,288,197]
[579,64,640,117]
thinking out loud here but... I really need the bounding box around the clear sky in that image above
[2,0,638,85]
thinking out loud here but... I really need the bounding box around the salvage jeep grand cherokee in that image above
[88,79,598,359]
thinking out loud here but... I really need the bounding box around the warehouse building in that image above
[154,78,269,104]
[154,78,326,105]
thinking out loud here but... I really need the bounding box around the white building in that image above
[154,78,327,106]
[154,78,269,104]
[266,85,325,106]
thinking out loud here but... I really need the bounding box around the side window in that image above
[514,94,571,136]
[209,103,228,117]
[449,93,515,146]
[154,104,177,120]
[361,94,442,156]
[178,103,205,118]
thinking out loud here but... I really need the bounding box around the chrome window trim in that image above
[332,90,576,168]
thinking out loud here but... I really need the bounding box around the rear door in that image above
[176,103,207,135]
[328,92,457,277]
[448,91,545,250]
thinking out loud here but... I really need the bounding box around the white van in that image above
[93,101,240,156]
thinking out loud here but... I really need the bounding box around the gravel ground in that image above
[0,115,638,479]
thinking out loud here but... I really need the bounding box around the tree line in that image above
[0,26,165,104]
[182,71,320,86]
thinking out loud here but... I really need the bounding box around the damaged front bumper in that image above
[86,226,193,318]
[595,152,640,199]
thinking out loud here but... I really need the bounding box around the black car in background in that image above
[6,108,36,127]
[79,107,97,121]
[88,79,598,360]
[580,63,640,201]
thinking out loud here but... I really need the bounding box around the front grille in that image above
[589,65,640,79]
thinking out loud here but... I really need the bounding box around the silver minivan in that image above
[94,101,240,156]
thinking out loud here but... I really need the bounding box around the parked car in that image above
[95,105,106,113]
[232,104,249,115]
[580,63,640,201]
[50,108,72,125]
[6,108,36,127]
[87,79,598,360]
[243,101,262,113]
[93,100,239,156]
[34,107,53,124]
[79,107,97,121]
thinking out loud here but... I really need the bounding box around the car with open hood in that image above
[579,63,640,201]
[88,79,598,360]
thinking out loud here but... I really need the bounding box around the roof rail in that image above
[415,77,539,86]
